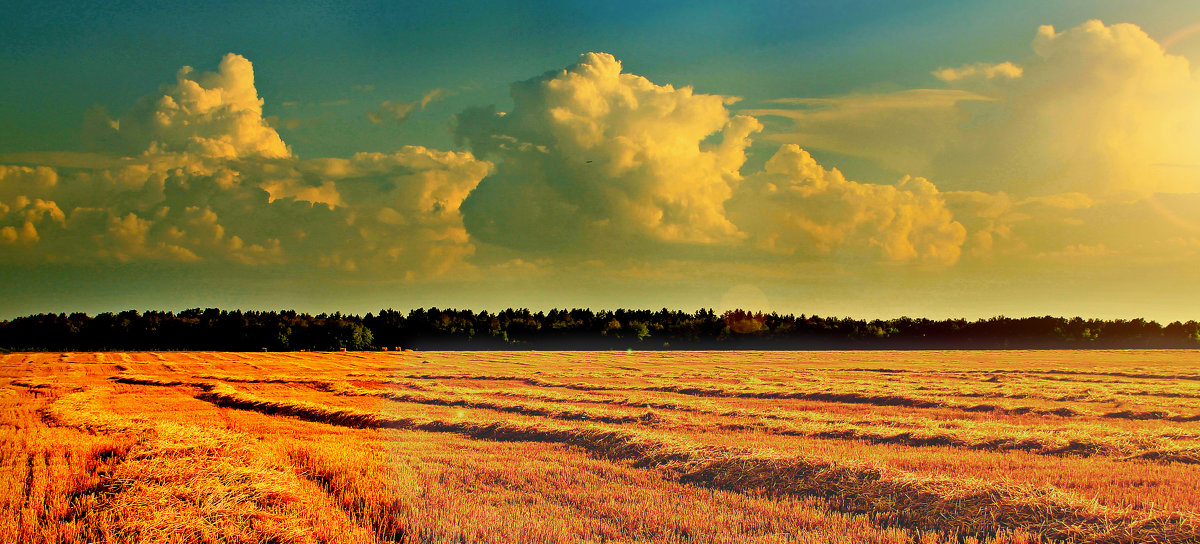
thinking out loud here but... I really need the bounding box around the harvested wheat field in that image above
[4,350,1200,543]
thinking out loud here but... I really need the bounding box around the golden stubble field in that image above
[3,350,1200,544]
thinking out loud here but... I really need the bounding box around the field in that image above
[3,350,1200,543]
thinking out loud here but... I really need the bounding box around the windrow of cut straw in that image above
[163,373,1200,465]
[400,373,1200,422]
[325,379,1200,464]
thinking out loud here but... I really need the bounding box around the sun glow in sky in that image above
[2,1,1200,321]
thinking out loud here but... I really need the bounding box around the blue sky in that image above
[2,1,1200,320]
[7,0,1195,157]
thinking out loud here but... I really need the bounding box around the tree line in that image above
[2,307,1199,351]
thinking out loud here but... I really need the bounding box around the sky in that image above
[3,1,1200,321]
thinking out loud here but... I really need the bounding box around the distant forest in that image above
[2,307,1199,351]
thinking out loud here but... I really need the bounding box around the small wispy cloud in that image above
[366,101,418,124]
[367,88,454,125]
[932,61,1023,82]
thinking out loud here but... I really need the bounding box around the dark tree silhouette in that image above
[1,307,1197,351]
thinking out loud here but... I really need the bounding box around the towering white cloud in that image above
[454,52,968,265]
[456,52,759,249]
[754,21,1200,200]
[934,20,1200,197]
[86,54,291,160]
[26,43,1198,285]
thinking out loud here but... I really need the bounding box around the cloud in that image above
[932,20,1200,197]
[289,146,492,277]
[367,100,418,124]
[936,188,1200,266]
[729,145,966,265]
[419,88,448,108]
[2,55,491,278]
[0,152,131,170]
[755,21,1200,200]
[0,166,66,247]
[0,194,65,246]
[0,148,490,275]
[455,52,759,250]
[11,44,1200,295]
[0,165,58,202]
[1036,243,1114,260]
[739,19,1200,276]
[454,52,975,266]
[933,62,1024,82]
[85,54,291,160]
[367,88,452,125]
[746,89,992,174]
[944,190,1096,259]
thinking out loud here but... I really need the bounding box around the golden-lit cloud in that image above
[455,52,970,266]
[935,20,1200,197]
[6,30,1200,298]
[290,146,492,277]
[735,18,1200,284]
[85,54,291,160]
[943,190,1097,259]
[1,56,490,278]
[0,166,66,247]
[2,51,977,274]
[0,196,64,246]
[756,20,1200,200]
[729,145,966,264]
[455,52,758,249]
[746,90,992,174]
[932,62,1024,82]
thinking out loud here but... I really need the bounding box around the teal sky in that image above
[3,1,1200,321]
[6,1,1197,159]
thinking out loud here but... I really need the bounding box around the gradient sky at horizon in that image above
[3,1,1200,321]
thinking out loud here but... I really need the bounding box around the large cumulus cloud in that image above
[738,19,1200,268]
[8,23,1200,318]
[24,43,1186,283]
[730,146,966,265]
[453,52,965,264]
[280,148,491,276]
[934,20,1200,197]
[3,55,490,278]
[755,20,1200,200]
[455,52,759,249]
[86,54,291,160]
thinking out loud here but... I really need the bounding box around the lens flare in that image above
[1146,194,1200,236]
[1161,22,1200,51]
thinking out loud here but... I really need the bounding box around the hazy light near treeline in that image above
[719,284,771,314]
